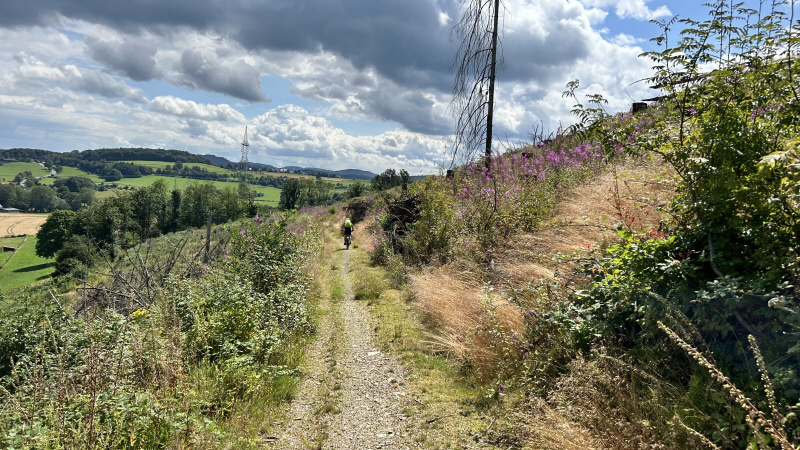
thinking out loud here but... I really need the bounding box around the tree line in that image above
[0,175,96,212]
[36,179,258,277]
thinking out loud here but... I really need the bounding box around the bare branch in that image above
[450,0,505,168]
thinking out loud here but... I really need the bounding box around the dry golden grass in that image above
[405,157,679,447]
[409,266,524,380]
[407,159,676,376]
[492,159,676,290]
[511,397,606,450]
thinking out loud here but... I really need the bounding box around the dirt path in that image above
[325,250,411,449]
[272,239,413,449]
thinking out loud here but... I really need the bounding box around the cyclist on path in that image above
[343,217,353,248]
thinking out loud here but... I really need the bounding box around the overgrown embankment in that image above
[368,2,800,447]
[0,214,321,448]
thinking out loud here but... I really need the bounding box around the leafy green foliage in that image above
[371,168,409,192]
[562,1,800,446]
[35,210,76,258]
[0,213,319,448]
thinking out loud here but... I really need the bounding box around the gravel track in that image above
[272,249,414,449]
[325,251,412,449]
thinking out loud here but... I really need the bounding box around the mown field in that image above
[0,236,54,292]
[252,170,358,185]
[39,166,105,184]
[125,160,234,174]
[0,161,50,181]
[0,213,49,237]
[3,159,359,206]
[0,236,25,268]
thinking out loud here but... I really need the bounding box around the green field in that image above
[0,162,50,182]
[38,166,106,185]
[112,176,282,205]
[125,160,236,175]
[0,236,55,292]
[3,159,359,205]
[0,237,26,268]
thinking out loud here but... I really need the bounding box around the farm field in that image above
[0,236,25,268]
[112,175,282,205]
[0,236,54,292]
[39,166,105,185]
[0,161,50,182]
[125,160,236,175]
[253,170,358,185]
[0,213,49,237]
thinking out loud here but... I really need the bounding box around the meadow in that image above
[0,162,50,182]
[38,166,105,184]
[112,175,282,205]
[0,236,54,291]
[125,160,234,174]
[0,237,25,268]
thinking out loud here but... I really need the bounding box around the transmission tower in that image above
[239,126,250,173]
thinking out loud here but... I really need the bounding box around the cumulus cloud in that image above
[149,96,246,122]
[0,0,671,171]
[245,105,448,172]
[14,52,147,103]
[610,33,645,46]
[85,35,160,81]
[179,48,268,102]
[578,0,671,21]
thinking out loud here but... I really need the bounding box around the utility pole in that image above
[204,211,212,264]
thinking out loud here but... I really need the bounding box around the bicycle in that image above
[344,234,351,250]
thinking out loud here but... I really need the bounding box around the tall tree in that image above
[450,0,504,168]
[36,210,76,258]
[279,178,301,210]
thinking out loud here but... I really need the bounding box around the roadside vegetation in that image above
[0,212,322,448]
[360,1,800,448]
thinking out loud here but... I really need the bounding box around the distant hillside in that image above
[1,148,377,180]
[282,166,376,180]
[200,154,236,167]
[1,148,209,164]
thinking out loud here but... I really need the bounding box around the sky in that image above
[0,0,766,174]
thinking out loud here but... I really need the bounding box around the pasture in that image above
[0,236,55,292]
[0,161,50,182]
[125,160,235,175]
[112,175,282,206]
[39,166,105,184]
